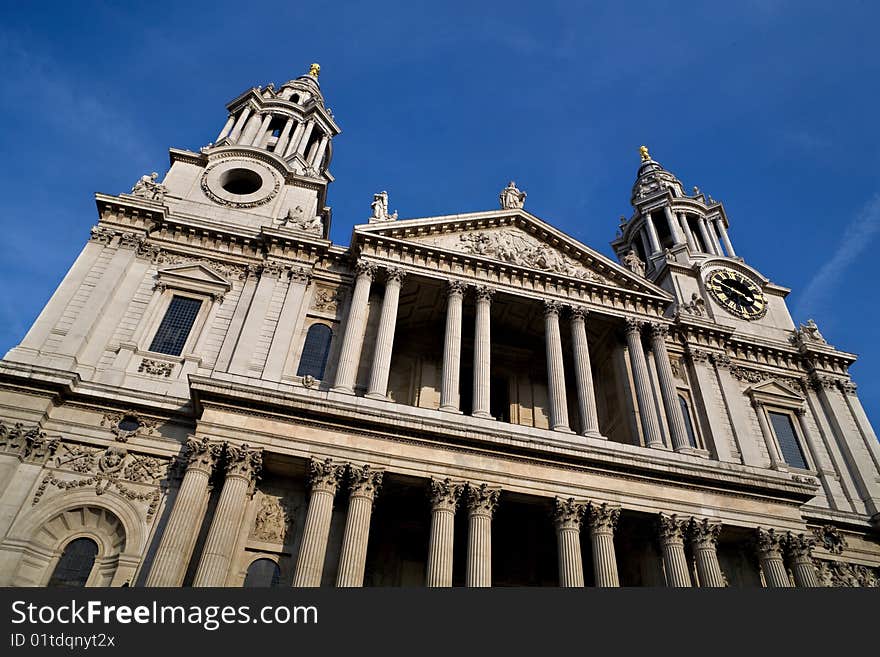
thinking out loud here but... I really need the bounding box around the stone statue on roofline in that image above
[131,172,167,201]
[499,181,526,210]
[369,191,398,223]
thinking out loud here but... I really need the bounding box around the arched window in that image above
[244,558,281,587]
[297,324,332,379]
[48,537,98,587]
[678,395,698,448]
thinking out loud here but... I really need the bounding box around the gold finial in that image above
[639,145,650,162]
[309,62,321,78]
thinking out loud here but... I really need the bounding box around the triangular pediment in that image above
[355,209,669,297]
[156,263,232,295]
[747,379,804,403]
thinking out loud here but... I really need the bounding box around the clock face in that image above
[705,268,767,320]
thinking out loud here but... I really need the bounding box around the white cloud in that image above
[796,193,880,317]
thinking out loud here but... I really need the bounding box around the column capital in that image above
[794,405,807,418]
[347,464,384,501]
[553,497,586,531]
[785,532,816,563]
[430,477,464,512]
[658,513,687,544]
[569,305,589,322]
[289,265,313,284]
[689,517,721,549]
[183,436,223,474]
[473,285,495,302]
[624,317,644,336]
[755,527,786,558]
[649,322,669,340]
[587,502,620,534]
[543,300,563,318]
[465,483,501,518]
[384,266,407,284]
[224,443,263,482]
[446,279,467,297]
[354,260,377,280]
[308,457,345,495]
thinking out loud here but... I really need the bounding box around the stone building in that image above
[0,65,878,588]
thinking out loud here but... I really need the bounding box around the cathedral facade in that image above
[1,66,878,588]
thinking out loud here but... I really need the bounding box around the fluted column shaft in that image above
[193,445,263,587]
[251,113,274,147]
[697,217,716,255]
[650,324,691,452]
[439,282,465,413]
[678,212,697,251]
[296,121,315,155]
[366,268,405,399]
[472,287,494,419]
[284,121,305,157]
[336,465,384,587]
[658,514,691,587]
[554,498,586,587]
[332,262,375,394]
[664,206,684,244]
[292,458,345,587]
[544,302,570,432]
[229,106,252,142]
[716,219,736,256]
[571,308,601,436]
[786,533,820,587]
[690,518,726,587]
[757,528,793,587]
[273,117,295,155]
[587,503,620,587]
[146,438,220,587]
[217,115,235,141]
[465,484,500,587]
[624,320,663,448]
[426,478,464,587]
[644,214,661,254]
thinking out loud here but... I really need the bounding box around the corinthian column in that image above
[292,458,345,587]
[472,286,494,419]
[587,502,620,587]
[649,324,691,452]
[624,319,663,448]
[570,307,601,437]
[689,518,726,587]
[544,301,571,432]
[554,498,586,587]
[193,444,263,587]
[756,528,793,587]
[439,281,465,413]
[146,437,222,587]
[332,261,376,394]
[336,465,384,587]
[786,532,820,588]
[465,483,500,587]
[658,513,691,587]
[425,478,464,587]
[366,267,406,399]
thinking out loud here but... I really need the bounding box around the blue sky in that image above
[1,1,878,426]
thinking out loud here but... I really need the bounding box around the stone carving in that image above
[622,249,645,277]
[456,230,604,282]
[0,422,58,464]
[138,358,174,377]
[429,477,464,511]
[543,300,563,317]
[369,191,398,223]
[785,532,816,562]
[812,525,846,555]
[200,164,280,208]
[55,443,99,473]
[354,260,377,280]
[499,181,526,209]
[147,251,247,280]
[101,410,158,442]
[679,292,705,317]
[313,286,341,312]
[225,443,263,482]
[689,518,721,548]
[791,318,828,348]
[131,172,167,202]
[755,527,785,557]
[251,495,290,542]
[123,454,168,484]
[348,464,384,499]
[301,374,317,388]
[473,284,495,302]
[98,445,128,475]
[812,560,878,587]
[282,206,323,234]
[669,357,683,380]
[89,226,116,245]
[658,513,687,543]
[384,266,407,284]
[553,497,586,531]
[465,483,501,517]
[183,436,224,473]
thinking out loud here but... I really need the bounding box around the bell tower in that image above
[612,147,798,340]
[158,63,341,238]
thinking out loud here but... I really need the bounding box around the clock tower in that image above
[611,147,796,342]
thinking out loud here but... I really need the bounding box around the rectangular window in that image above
[148,296,203,356]
[768,411,808,469]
